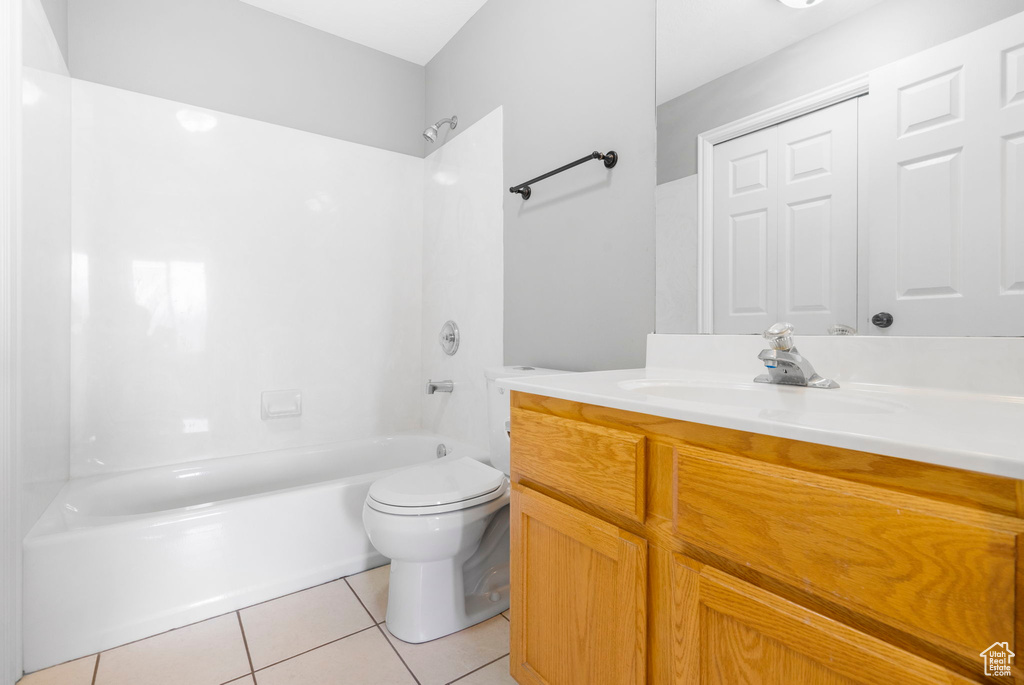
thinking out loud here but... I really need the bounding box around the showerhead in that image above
[423,115,458,143]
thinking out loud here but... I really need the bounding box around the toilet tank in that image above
[484,366,568,475]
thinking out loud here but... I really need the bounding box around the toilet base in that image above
[384,506,510,643]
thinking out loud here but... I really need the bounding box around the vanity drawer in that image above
[674,443,1020,656]
[510,407,646,523]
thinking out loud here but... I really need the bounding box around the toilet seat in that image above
[367,457,508,516]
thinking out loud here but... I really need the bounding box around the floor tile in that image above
[18,655,96,685]
[382,616,510,685]
[225,678,255,685]
[450,655,516,685]
[94,614,249,685]
[346,564,389,623]
[240,579,373,670]
[501,611,509,621]
[255,627,415,685]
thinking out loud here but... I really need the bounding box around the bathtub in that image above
[23,432,485,672]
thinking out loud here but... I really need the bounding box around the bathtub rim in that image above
[26,431,489,541]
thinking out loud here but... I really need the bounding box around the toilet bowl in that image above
[361,365,564,644]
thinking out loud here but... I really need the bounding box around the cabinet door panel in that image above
[511,486,646,685]
[675,445,1018,659]
[672,557,975,685]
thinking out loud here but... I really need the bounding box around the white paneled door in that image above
[863,11,1024,335]
[713,125,777,334]
[713,99,858,334]
[778,100,858,333]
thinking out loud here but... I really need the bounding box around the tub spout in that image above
[426,380,454,394]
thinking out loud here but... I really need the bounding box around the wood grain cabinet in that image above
[509,392,1024,685]
[510,487,647,685]
[669,555,974,685]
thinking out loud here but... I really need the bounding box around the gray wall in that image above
[68,0,426,157]
[658,0,1024,184]
[39,0,67,65]
[426,0,657,371]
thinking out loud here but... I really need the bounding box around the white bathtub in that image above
[23,432,485,672]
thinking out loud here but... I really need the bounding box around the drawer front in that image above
[675,444,1019,655]
[511,407,646,523]
[672,558,975,685]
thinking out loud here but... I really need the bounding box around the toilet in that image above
[362,365,563,644]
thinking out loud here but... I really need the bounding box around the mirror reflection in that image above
[656,0,1024,336]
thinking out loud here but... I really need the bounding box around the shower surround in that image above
[22,81,505,671]
[70,80,425,475]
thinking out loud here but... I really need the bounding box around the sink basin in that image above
[618,379,904,416]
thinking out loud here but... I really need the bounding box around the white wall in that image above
[70,80,425,476]
[68,0,426,157]
[420,107,503,450]
[425,0,656,372]
[20,0,70,537]
[655,175,697,335]
[657,0,1024,182]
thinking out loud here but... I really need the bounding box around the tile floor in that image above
[19,565,516,685]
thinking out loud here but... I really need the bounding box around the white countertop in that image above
[499,366,1024,480]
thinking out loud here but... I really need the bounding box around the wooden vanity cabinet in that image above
[510,487,647,685]
[508,391,1024,685]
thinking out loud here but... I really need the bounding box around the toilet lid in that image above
[368,457,506,509]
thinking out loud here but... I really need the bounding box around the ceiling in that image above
[238,0,489,66]
[657,0,888,105]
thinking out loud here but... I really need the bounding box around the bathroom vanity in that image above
[502,335,1024,685]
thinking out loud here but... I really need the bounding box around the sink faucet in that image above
[426,379,454,394]
[754,322,838,389]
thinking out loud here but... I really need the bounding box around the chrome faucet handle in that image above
[763,322,795,351]
[755,323,838,389]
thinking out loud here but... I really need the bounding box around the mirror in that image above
[656,0,1024,336]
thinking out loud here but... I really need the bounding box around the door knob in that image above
[871,312,894,328]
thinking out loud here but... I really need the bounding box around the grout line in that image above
[220,674,255,685]
[446,652,510,684]
[344,574,420,685]
[343,576,380,625]
[252,624,378,674]
[501,612,509,622]
[236,611,256,677]
[375,624,421,685]
[36,568,390,685]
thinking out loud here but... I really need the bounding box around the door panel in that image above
[896,148,963,298]
[1003,133,1024,293]
[510,486,647,685]
[864,11,1024,335]
[712,99,858,334]
[777,99,858,332]
[713,127,778,333]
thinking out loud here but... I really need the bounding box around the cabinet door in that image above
[670,556,974,685]
[863,11,1024,335]
[510,486,647,685]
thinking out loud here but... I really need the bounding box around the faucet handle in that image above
[763,322,795,351]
